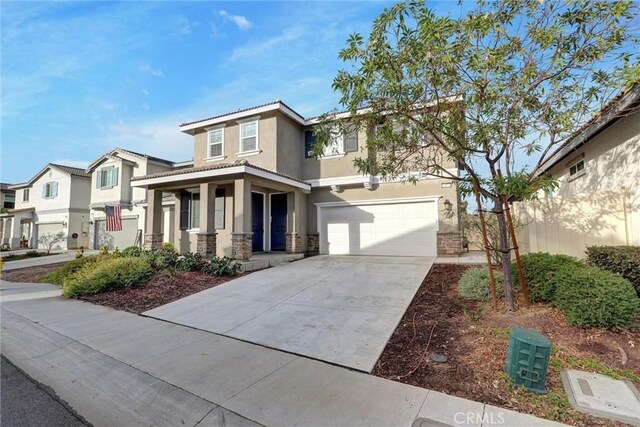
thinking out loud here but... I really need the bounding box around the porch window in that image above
[97,167,119,189]
[215,188,225,229]
[22,188,30,202]
[190,193,200,229]
[239,120,258,153]
[43,181,58,199]
[180,189,225,231]
[207,128,224,159]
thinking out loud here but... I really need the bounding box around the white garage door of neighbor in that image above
[95,218,139,250]
[37,223,65,249]
[320,200,438,256]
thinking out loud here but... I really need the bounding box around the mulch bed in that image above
[0,263,67,283]
[373,264,640,427]
[78,271,248,314]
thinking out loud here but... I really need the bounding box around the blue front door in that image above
[270,193,287,251]
[251,192,264,252]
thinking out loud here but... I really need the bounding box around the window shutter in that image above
[96,171,102,188]
[304,130,316,158]
[52,181,58,197]
[42,184,46,198]
[214,189,225,229]
[179,192,189,231]
[344,127,358,153]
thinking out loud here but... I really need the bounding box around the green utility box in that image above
[505,328,551,394]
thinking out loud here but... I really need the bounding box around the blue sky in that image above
[2,0,429,183]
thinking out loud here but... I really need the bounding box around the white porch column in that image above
[232,177,252,260]
[286,190,306,254]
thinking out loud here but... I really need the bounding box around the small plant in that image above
[552,264,640,328]
[100,245,110,255]
[121,246,142,258]
[0,244,10,252]
[38,231,66,255]
[458,267,504,301]
[155,248,179,270]
[586,245,640,296]
[75,247,84,259]
[514,252,582,302]
[62,257,154,297]
[161,242,175,251]
[177,252,204,272]
[3,253,18,261]
[202,256,241,277]
[461,301,486,322]
[25,250,41,258]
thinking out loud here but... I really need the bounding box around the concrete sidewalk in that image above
[2,251,99,271]
[0,280,565,427]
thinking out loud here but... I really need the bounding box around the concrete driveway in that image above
[145,255,433,372]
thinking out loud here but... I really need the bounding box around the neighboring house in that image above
[0,184,16,245]
[131,100,461,259]
[3,164,91,250]
[86,148,193,250]
[517,85,640,257]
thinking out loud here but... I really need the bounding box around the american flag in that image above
[105,205,122,231]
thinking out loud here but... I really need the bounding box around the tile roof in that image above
[114,147,175,166]
[179,100,306,128]
[49,164,91,178]
[0,183,15,191]
[130,160,308,185]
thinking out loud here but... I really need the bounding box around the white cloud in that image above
[138,64,164,77]
[51,159,91,169]
[229,26,303,62]
[173,16,199,35]
[218,10,252,30]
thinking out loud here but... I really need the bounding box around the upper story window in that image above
[43,181,58,199]
[22,188,30,202]
[207,127,224,159]
[97,167,119,189]
[239,119,259,153]
[304,126,357,159]
[4,194,15,209]
[569,159,585,179]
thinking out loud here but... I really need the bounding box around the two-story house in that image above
[130,100,460,260]
[86,148,193,250]
[0,183,16,246]
[517,84,640,257]
[6,164,91,250]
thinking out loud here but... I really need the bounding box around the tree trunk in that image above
[494,198,515,312]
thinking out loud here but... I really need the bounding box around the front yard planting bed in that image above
[0,263,67,283]
[77,270,251,314]
[374,264,640,427]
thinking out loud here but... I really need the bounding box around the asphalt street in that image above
[1,356,89,427]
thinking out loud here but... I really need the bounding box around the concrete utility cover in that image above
[561,369,640,425]
[145,255,433,372]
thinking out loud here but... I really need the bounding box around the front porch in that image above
[131,162,310,260]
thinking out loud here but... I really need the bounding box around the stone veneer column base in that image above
[196,233,217,258]
[231,233,252,261]
[285,233,304,254]
[437,232,462,255]
[144,233,164,250]
[306,233,320,256]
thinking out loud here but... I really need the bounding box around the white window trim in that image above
[205,125,225,161]
[43,182,57,199]
[568,158,586,181]
[321,126,345,158]
[22,189,30,202]
[98,167,118,189]
[237,116,260,154]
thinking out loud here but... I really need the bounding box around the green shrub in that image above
[62,257,154,298]
[458,267,504,301]
[177,252,204,272]
[513,252,582,302]
[121,246,142,258]
[586,246,640,297]
[552,264,640,328]
[202,256,241,277]
[138,248,179,270]
[161,242,175,251]
[25,250,41,258]
[40,255,100,285]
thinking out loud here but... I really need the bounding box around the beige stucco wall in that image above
[193,112,279,170]
[301,127,369,181]
[517,109,640,256]
[307,178,458,234]
[276,113,304,178]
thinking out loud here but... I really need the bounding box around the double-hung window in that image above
[207,127,224,159]
[239,119,258,153]
[97,167,119,189]
[569,159,585,177]
[179,189,225,231]
[321,125,358,157]
[43,181,58,199]
[22,188,30,202]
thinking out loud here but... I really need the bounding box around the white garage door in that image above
[37,223,65,250]
[95,218,139,250]
[320,200,437,256]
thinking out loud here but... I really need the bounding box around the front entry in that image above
[270,193,287,251]
[251,192,265,252]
